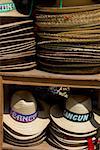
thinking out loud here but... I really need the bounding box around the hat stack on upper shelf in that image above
[3,90,50,147]
[0,0,36,72]
[35,0,100,74]
[47,94,100,149]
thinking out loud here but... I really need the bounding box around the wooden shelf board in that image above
[0,69,100,88]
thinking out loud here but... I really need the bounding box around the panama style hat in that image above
[4,136,46,147]
[0,3,36,72]
[49,127,96,144]
[3,125,45,140]
[47,135,97,150]
[3,90,50,136]
[4,129,46,144]
[50,95,100,134]
[50,122,97,138]
[0,0,27,17]
[47,135,96,150]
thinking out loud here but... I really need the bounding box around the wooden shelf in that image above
[0,69,100,89]
[0,69,100,150]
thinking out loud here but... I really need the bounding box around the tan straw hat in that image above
[3,90,50,135]
[61,0,95,7]
[50,95,100,134]
[0,0,27,16]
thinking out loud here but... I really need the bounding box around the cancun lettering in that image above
[10,110,38,123]
[0,3,15,13]
[63,109,92,122]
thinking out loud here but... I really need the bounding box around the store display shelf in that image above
[0,69,100,89]
[0,69,100,150]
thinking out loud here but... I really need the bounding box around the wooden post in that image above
[0,76,3,150]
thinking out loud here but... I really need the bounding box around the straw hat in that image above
[50,95,100,134]
[4,129,46,143]
[49,128,96,144]
[47,135,89,150]
[4,126,44,140]
[3,90,50,135]
[4,136,46,147]
[0,0,27,17]
[62,0,95,6]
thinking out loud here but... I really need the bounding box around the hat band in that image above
[63,109,92,122]
[10,109,38,123]
[0,2,15,13]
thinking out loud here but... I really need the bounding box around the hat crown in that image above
[11,91,37,115]
[65,95,92,114]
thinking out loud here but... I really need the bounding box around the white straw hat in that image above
[3,126,44,140]
[49,128,96,144]
[3,90,50,135]
[48,135,88,150]
[50,123,97,138]
[0,0,27,17]
[50,95,100,134]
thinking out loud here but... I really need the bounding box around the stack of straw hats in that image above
[3,90,50,147]
[0,0,36,71]
[47,94,100,149]
[35,1,100,74]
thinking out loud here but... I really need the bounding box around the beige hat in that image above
[3,90,50,135]
[0,0,27,17]
[49,128,96,144]
[48,135,88,150]
[50,123,97,138]
[50,95,100,134]
[3,126,44,140]
[61,0,95,7]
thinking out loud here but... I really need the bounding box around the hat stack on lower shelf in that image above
[47,94,100,149]
[3,90,50,147]
[35,2,100,74]
[0,0,36,72]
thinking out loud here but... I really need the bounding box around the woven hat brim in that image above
[47,137,96,150]
[48,133,91,148]
[0,41,34,50]
[38,60,100,68]
[50,122,97,138]
[4,126,44,140]
[47,135,88,150]
[4,136,45,147]
[3,114,50,135]
[37,65,100,75]
[4,129,46,143]
[0,10,28,17]
[4,136,46,146]
[36,4,100,13]
[0,20,33,30]
[50,105,98,134]
[49,128,96,144]
[0,17,30,26]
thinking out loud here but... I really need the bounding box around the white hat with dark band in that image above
[3,90,50,136]
[50,94,100,134]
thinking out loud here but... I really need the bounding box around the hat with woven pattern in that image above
[50,94,100,134]
[3,90,50,136]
